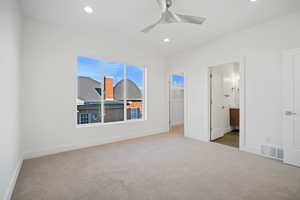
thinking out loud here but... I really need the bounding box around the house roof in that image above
[78,77,102,102]
[114,79,142,101]
[77,76,142,101]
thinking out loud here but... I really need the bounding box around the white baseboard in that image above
[240,144,283,161]
[171,123,184,127]
[185,134,210,142]
[240,145,261,155]
[23,128,168,160]
[171,122,184,126]
[243,144,285,161]
[4,157,23,200]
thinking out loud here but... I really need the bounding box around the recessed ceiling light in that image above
[84,6,93,14]
[250,0,257,2]
[164,38,171,43]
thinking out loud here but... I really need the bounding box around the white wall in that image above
[0,0,22,199]
[167,11,300,154]
[21,18,169,158]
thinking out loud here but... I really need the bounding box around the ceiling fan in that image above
[142,0,206,33]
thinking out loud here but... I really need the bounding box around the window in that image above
[130,108,139,120]
[171,74,184,100]
[126,65,144,121]
[79,113,89,124]
[77,56,145,125]
[172,74,184,88]
[77,57,102,125]
[103,62,125,123]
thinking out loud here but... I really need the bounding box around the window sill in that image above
[76,119,145,128]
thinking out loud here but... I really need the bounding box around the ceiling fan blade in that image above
[141,23,158,33]
[141,17,163,33]
[156,0,167,12]
[141,10,175,33]
[164,10,181,23]
[175,14,206,25]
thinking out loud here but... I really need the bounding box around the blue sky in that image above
[77,56,143,87]
[172,75,184,88]
[77,56,102,82]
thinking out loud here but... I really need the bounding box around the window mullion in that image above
[101,62,104,123]
[143,67,146,120]
[124,64,127,122]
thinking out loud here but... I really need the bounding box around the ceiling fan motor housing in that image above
[166,0,172,8]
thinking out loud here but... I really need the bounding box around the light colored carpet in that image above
[13,130,300,200]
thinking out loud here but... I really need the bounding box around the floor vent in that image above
[260,144,284,161]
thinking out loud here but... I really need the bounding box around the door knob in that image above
[285,111,297,116]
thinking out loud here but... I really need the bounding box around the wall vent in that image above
[260,144,284,161]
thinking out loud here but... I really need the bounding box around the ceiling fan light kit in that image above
[142,0,206,33]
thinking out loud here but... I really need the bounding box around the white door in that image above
[283,49,300,167]
[210,68,226,140]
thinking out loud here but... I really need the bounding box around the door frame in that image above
[207,58,246,149]
[169,72,187,136]
[282,48,300,166]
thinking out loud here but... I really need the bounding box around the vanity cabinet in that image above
[230,108,240,126]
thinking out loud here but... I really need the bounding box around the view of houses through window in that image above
[77,56,145,125]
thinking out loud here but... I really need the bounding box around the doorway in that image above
[169,73,185,136]
[282,49,300,167]
[209,62,240,148]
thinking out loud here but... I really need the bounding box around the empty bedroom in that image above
[1,0,300,199]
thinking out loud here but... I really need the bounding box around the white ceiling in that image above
[21,0,300,56]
